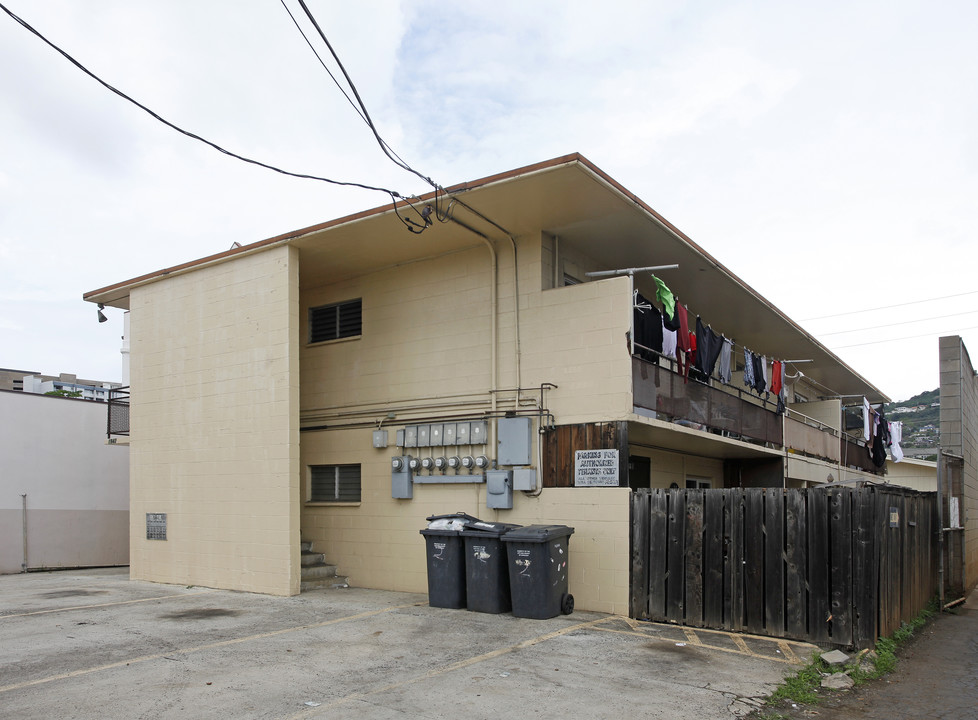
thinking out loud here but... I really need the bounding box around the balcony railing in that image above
[840,435,882,475]
[784,413,842,464]
[632,356,783,446]
[107,386,130,437]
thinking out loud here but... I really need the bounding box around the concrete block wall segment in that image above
[521,276,634,424]
[939,336,978,592]
[301,247,495,410]
[129,246,299,596]
[300,425,631,614]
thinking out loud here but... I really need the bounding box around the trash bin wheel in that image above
[561,592,574,615]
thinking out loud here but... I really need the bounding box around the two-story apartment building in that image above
[84,154,892,613]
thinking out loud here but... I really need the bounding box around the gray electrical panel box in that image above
[456,422,470,445]
[403,426,418,448]
[471,421,488,445]
[372,429,388,448]
[417,425,430,447]
[497,417,532,466]
[391,456,413,499]
[486,470,513,510]
[443,422,457,445]
[429,424,443,446]
[513,467,537,492]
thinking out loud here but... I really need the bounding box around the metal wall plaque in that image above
[146,513,167,540]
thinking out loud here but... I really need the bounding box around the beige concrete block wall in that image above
[301,246,496,412]
[786,455,836,486]
[1,391,129,574]
[301,427,630,614]
[883,459,938,492]
[789,399,842,431]
[301,237,631,427]
[129,245,299,595]
[521,275,633,424]
[940,336,978,591]
[627,447,724,489]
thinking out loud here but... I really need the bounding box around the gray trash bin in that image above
[419,512,481,609]
[502,524,575,619]
[460,521,521,614]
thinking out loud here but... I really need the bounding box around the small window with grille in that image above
[310,464,361,503]
[309,299,362,343]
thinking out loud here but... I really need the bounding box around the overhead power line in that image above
[830,324,978,350]
[802,289,978,322]
[0,1,428,232]
[277,0,415,173]
[285,0,464,232]
[818,308,978,336]
[294,0,435,190]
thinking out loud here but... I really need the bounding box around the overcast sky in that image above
[1,0,975,402]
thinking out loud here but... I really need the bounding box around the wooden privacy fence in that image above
[630,487,938,649]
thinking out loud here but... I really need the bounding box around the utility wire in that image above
[0,1,426,232]
[277,0,368,125]
[278,0,435,233]
[817,308,978,336]
[802,289,978,322]
[291,0,452,231]
[277,0,415,173]
[295,0,435,191]
[830,325,978,350]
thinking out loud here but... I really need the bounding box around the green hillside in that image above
[884,388,940,448]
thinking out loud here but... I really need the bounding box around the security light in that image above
[97,303,108,323]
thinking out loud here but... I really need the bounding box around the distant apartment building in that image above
[0,368,122,401]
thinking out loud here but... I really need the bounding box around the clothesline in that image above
[634,286,799,375]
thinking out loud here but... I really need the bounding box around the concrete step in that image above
[301,551,326,567]
[300,575,350,591]
[300,541,313,553]
[301,562,338,580]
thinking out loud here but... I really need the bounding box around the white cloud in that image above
[1,0,976,399]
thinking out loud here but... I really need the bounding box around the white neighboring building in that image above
[0,390,129,574]
[20,374,122,402]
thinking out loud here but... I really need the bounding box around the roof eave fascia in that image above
[83,153,589,306]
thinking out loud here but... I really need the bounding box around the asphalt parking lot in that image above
[0,568,816,719]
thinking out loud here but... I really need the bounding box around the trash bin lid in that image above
[460,521,522,538]
[425,511,481,524]
[501,524,575,542]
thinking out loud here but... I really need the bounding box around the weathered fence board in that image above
[648,490,668,620]
[666,490,686,620]
[807,489,831,644]
[684,491,705,626]
[703,491,725,628]
[743,489,765,635]
[631,486,938,649]
[785,491,808,639]
[765,490,786,637]
[828,488,852,645]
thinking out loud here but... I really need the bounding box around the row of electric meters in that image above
[390,417,535,509]
[391,460,537,508]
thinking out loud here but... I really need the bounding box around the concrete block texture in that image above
[939,336,978,592]
[129,246,300,596]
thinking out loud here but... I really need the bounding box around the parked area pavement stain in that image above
[1,567,817,719]
[39,589,109,599]
[159,608,242,621]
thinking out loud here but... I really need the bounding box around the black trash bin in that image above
[460,521,522,614]
[502,524,575,619]
[420,512,480,609]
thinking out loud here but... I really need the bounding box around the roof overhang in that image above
[84,152,888,402]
